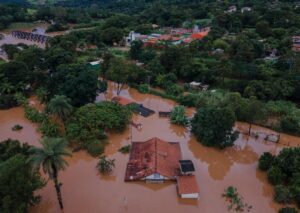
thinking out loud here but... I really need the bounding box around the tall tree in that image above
[106,58,136,95]
[47,95,73,121]
[28,137,71,210]
[192,106,238,149]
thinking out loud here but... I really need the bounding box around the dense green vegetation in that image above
[0,0,300,211]
[192,106,238,149]
[170,105,188,126]
[259,148,300,208]
[66,102,131,156]
[0,139,45,212]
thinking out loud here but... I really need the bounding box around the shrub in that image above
[274,185,293,204]
[165,84,184,96]
[148,89,178,101]
[279,207,298,213]
[258,152,275,171]
[39,120,61,138]
[222,186,252,212]
[170,105,189,126]
[24,106,46,123]
[0,94,19,109]
[138,84,149,94]
[281,116,300,134]
[178,94,198,107]
[118,145,131,154]
[87,140,106,157]
[96,156,115,174]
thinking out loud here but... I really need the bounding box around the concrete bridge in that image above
[11,31,49,44]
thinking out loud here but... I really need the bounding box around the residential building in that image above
[124,137,182,182]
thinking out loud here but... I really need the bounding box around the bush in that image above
[165,84,184,96]
[178,94,198,107]
[149,89,178,101]
[118,145,131,154]
[268,166,286,185]
[222,186,252,212]
[0,94,19,109]
[39,120,61,138]
[170,105,189,126]
[279,207,298,213]
[274,185,293,204]
[281,116,300,134]
[24,106,46,123]
[138,84,149,94]
[96,156,115,174]
[87,140,106,157]
[258,152,275,171]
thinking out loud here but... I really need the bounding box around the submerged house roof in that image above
[125,137,182,181]
[179,160,195,173]
[133,104,155,117]
[177,175,199,195]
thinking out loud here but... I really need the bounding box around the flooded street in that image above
[1,82,299,212]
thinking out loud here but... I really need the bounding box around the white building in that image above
[241,7,252,13]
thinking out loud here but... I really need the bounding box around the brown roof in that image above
[125,137,182,181]
[177,176,199,195]
[112,96,134,106]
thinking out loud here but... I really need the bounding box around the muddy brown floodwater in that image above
[1,82,300,213]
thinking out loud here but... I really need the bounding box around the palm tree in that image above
[28,137,72,209]
[47,95,73,121]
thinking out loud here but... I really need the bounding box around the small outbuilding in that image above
[177,175,199,199]
[179,160,195,175]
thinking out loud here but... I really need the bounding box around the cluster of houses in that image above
[225,6,252,13]
[292,36,300,52]
[126,25,210,47]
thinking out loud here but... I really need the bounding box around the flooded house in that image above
[292,36,300,52]
[124,137,182,183]
[177,160,199,199]
[177,176,199,199]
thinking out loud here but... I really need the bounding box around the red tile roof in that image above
[177,176,199,195]
[125,137,182,181]
[190,31,209,40]
[159,34,172,41]
[112,96,134,106]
